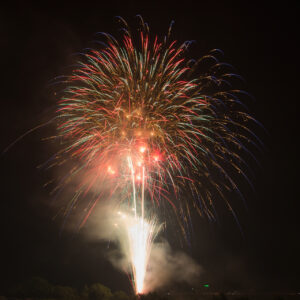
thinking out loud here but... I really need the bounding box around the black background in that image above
[1,0,299,294]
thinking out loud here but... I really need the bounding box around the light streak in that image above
[118,156,159,294]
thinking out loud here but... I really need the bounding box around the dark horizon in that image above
[1,0,299,295]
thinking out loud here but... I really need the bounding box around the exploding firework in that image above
[52,16,261,293]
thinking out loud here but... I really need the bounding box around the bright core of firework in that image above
[116,211,158,294]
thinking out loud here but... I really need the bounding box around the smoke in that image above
[84,204,203,293]
[44,164,203,293]
[143,240,202,292]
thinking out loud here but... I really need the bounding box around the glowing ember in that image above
[139,146,146,153]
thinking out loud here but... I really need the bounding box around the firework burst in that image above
[51,16,261,293]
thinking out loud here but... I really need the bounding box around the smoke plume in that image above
[84,204,202,293]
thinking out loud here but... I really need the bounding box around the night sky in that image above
[1,0,299,294]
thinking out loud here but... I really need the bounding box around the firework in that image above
[115,211,159,294]
[52,16,260,293]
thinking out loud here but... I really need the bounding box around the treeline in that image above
[3,278,286,300]
[4,277,133,300]
[3,277,177,300]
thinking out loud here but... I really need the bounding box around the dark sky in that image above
[1,0,299,294]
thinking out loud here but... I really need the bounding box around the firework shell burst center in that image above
[54,16,261,294]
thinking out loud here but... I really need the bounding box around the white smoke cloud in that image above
[144,240,202,292]
[83,204,203,293]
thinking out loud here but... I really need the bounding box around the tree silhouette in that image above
[15,276,53,298]
[52,285,79,299]
[87,283,113,300]
[113,290,130,300]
